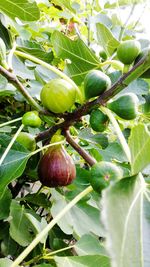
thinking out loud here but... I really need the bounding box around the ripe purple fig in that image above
[38,145,76,187]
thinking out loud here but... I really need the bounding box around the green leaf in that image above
[0,134,30,194]
[75,234,108,256]
[129,124,150,174]
[51,190,104,237]
[51,31,100,84]
[52,0,75,13]
[0,187,12,220]
[96,23,120,55]
[101,174,150,267]
[9,200,47,246]
[54,255,111,267]
[0,0,40,21]
[0,258,13,266]
[17,40,54,63]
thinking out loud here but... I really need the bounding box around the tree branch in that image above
[65,130,96,166]
[0,65,42,111]
[36,51,150,142]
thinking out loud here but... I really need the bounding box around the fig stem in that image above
[0,124,24,166]
[11,185,93,267]
[0,117,22,128]
[65,130,96,166]
[14,50,84,103]
[101,106,131,163]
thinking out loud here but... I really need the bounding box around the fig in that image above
[40,78,76,113]
[117,40,141,65]
[22,111,41,128]
[16,132,36,151]
[89,161,123,193]
[38,144,76,187]
[90,109,109,132]
[84,70,111,100]
[107,93,139,120]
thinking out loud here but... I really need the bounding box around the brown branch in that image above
[0,65,41,111]
[36,52,150,143]
[65,130,96,166]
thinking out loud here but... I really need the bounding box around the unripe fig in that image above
[22,111,41,128]
[117,40,141,65]
[84,70,111,100]
[107,93,139,120]
[38,144,76,187]
[16,132,36,151]
[90,109,109,132]
[40,79,76,113]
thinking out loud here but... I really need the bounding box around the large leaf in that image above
[102,174,150,267]
[129,124,150,174]
[51,31,100,84]
[0,0,40,21]
[51,190,104,237]
[54,255,110,267]
[0,134,30,195]
[96,23,120,55]
[9,200,47,246]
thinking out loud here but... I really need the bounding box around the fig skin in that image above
[38,145,76,187]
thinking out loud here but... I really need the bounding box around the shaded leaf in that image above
[9,200,47,246]
[129,124,150,174]
[0,134,30,194]
[0,0,40,21]
[75,234,107,256]
[0,187,12,220]
[52,0,75,13]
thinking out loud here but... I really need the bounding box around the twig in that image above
[65,130,96,166]
[0,65,42,111]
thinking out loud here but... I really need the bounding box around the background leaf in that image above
[0,187,12,220]
[129,124,150,174]
[96,23,120,55]
[0,0,40,21]
[0,258,13,266]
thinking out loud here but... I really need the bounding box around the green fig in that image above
[90,109,109,132]
[117,40,141,65]
[84,70,111,100]
[89,161,122,193]
[107,93,139,120]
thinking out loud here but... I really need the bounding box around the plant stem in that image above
[101,107,131,163]
[11,186,93,267]
[0,65,42,111]
[0,117,22,128]
[8,41,17,71]
[65,130,96,166]
[0,124,24,166]
[45,245,75,257]
[14,50,83,103]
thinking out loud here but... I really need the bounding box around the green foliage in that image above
[0,1,150,266]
